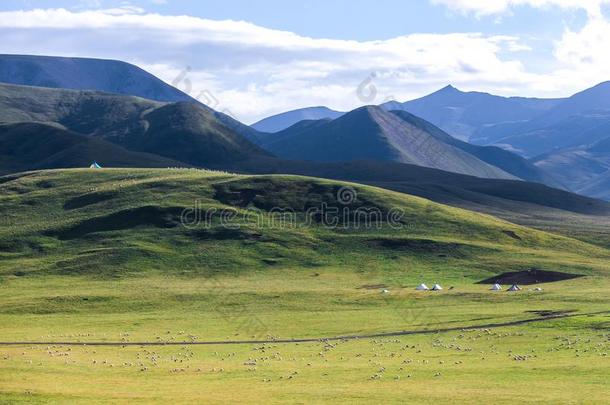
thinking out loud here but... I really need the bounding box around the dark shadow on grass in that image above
[46,206,184,240]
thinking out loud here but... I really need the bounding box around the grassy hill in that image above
[2,168,596,277]
[0,169,609,403]
[0,122,186,174]
[234,158,610,216]
[0,82,270,167]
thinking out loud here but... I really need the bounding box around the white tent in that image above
[491,284,502,291]
[381,289,390,294]
[507,284,521,292]
[89,161,102,169]
[431,284,443,291]
[415,283,429,291]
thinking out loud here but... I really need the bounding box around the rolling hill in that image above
[0,122,185,175]
[260,105,514,179]
[0,53,261,143]
[251,106,344,133]
[0,168,604,277]
[235,158,610,216]
[0,82,270,167]
[2,82,608,223]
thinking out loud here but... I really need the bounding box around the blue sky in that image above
[0,0,590,40]
[1,0,609,122]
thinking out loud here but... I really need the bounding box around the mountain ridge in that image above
[0,82,271,168]
[252,106,344,133]
[260,105,515,180]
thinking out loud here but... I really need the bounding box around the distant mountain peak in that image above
[436,84,460,93]
[252,105,344,133]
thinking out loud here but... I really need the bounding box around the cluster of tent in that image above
[413,283,532,292]
[491,284,528,292]
[415,283,443,291]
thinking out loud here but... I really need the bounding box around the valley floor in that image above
[1,273,609,404]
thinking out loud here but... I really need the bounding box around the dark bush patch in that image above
[48,206,185,240]
[35,180,55,189]
[0,240,45,253]
[478,268,584,285]
[502,230,522,240]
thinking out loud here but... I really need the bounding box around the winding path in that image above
[0,310,606,347]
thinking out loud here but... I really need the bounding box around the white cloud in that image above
[0,6,606,123]
[432,0,610,17]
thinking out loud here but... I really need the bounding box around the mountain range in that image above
[0,53,260,144]
[0,82,269,168]
[258,105,562,183]
[0,55,551,183]
[256,82,610,199]
[471,82,610,156]
[382,85,563,142]
[0,53,609,225]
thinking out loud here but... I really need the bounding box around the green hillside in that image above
[0,122,186,174]
[1,168,604,280]
[1,169,609,403]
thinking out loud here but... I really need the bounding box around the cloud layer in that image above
[433,0,610,17]
[0,5,609,123]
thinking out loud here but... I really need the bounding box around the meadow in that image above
[0,169,608,403]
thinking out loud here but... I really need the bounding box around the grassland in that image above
[0,169,609,403]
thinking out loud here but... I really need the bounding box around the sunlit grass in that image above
[0,169,609,403]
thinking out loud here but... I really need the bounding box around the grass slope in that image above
[0,169,609,403]
[0,122,186,175]
[0,82,269,167]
